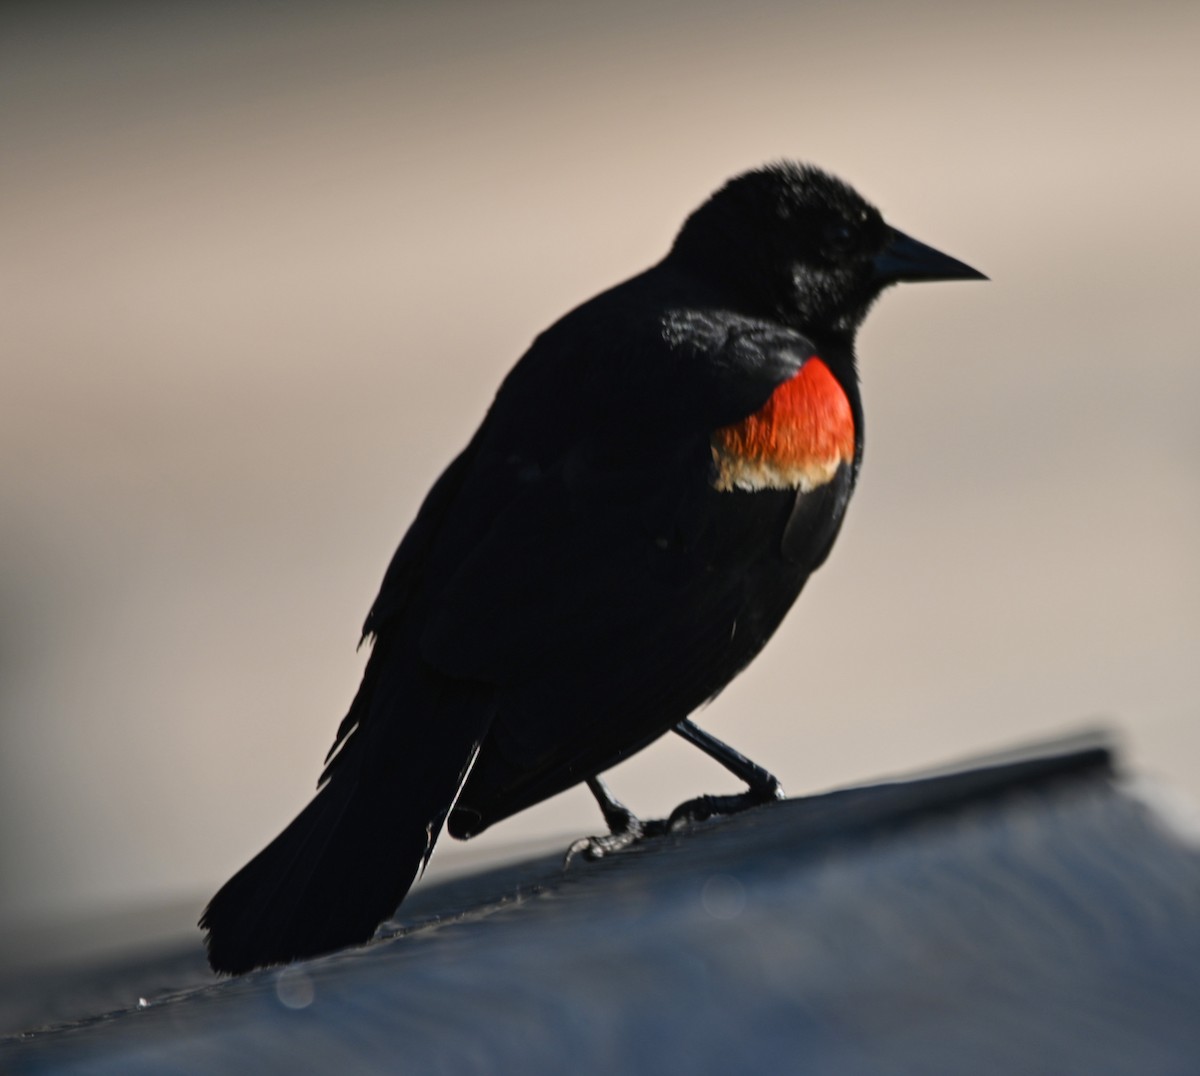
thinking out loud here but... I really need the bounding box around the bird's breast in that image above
[710,356,855,493]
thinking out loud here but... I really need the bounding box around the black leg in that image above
[565,723,786,866]
[667,719,786,828]
[564,776,646,865]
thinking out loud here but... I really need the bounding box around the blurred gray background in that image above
[2,0,1197,968]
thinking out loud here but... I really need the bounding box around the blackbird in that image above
[201,162,984,974]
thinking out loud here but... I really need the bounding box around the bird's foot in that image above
[564,776,652,867]
[666,778,786,832]
[564,812,645,866]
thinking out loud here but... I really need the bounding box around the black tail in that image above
[201,662,493,975]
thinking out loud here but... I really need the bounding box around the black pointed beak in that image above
[873,227,987,284]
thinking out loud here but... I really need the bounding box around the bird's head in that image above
[669,162,985,338]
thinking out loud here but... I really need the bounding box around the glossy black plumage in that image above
[201,163,983,974]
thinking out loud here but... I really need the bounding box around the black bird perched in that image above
[201,162,984,974]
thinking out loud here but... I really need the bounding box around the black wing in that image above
[402,288,844,834]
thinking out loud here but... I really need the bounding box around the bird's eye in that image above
[822,221,858,255]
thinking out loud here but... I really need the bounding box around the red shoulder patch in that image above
[711,357,855,492]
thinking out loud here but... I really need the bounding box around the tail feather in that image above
[201,670,494,974]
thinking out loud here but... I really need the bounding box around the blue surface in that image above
[5,738,1200,1075]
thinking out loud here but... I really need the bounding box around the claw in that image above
[565,776,649,868]
[563,820,644,868]
[666,780,786,832]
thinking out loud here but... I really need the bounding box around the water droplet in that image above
[701,873,746,919]
[274,966,315,1010]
